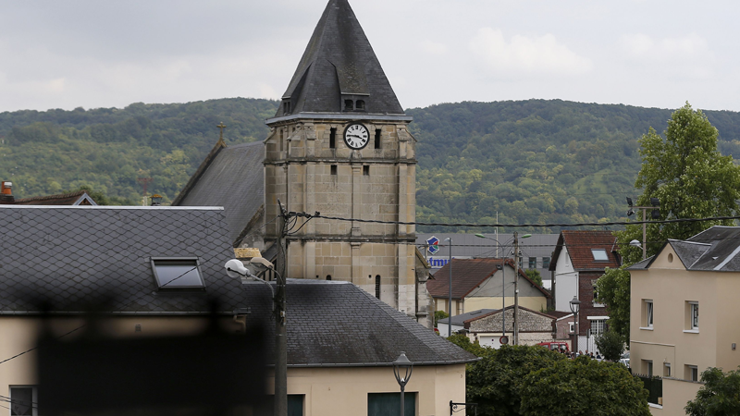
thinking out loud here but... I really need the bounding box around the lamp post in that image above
[570,296,581,354]
[512,232,531,345]
[225,257,286,416]
[444,237,452,337]
[626,197,660,260]
[393,352,413,416]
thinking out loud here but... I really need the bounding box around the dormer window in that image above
[151,258,205,290]
[344,100,354,111]
[282,99,291,114]
[341,94,369,112]
[356,100,365,110]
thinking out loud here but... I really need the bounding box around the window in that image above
[151,258,204,290]
[569,322,575,333]
[356,100,365,110]
[686,301,699,331]
[329,127,336,148]
[591,248,608,261]
[374,129,381,149]
[528,257,537,269]
[642,360,653,377]
[542,256,550,269]
[344,99,354,111]
[590,319,606,336]
[368,392,416,416]
[642,300,654,329]
[330,165,337,176]
[664,363,671,377]
[282,101,291,114]
[10,386,37,416]
[363,165,370,176]
[686,365,699,381]
[593,283,604,307]
[326,275,332,281]
[375,275,381,299]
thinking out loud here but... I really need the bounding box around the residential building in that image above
[416,233,558,289]
[549,230,618,353]
[0,204,474,415]
[462,306,558,349]
[436,309,497,336]
[427,258,550,319]
[0,181,97,205]
[629,226,740,414]
[173,0,433,326]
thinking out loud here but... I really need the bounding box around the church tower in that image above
[263,0,419,316]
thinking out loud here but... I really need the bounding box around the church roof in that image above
[269,0,405,121]
[172,141,264,246]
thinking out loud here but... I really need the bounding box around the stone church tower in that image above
[263,0,420,316]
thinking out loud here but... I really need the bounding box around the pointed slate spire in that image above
[272,0,405,119]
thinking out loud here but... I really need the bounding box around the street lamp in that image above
[570,296,581,354]
[225,257,287,416]
[444,237,452,337]
[475,233,509,344]
[393,351,413,416]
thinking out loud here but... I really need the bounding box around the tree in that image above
[525,269,543,287]
[596,103,740,343]
[434,310,449,328]
[685,367,740,416]
[465,345,566,416]
[594,329,625,361]
[520,356,650,416]
[447,333,487,357]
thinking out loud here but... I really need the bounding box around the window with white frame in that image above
[569,322,575,333]
[10,386,37,416]
[590,319,606,336]
[642,299,654,329]
[592,283,604,307]
[686,301,699,331]
[591,248,609,261]
[664,362,671,377]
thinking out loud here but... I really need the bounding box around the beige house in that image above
[0,204,474,415]
[629,226,740,414]
[428,258,551,318]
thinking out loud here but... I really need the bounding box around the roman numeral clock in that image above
[344,123,369,149]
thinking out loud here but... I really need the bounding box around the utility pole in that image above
[274,200,288,416]
[513,232,520,345]
[626,198,660,260]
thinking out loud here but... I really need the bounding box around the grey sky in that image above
[1,0,738,113]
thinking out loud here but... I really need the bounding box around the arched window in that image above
[326,275,332,281]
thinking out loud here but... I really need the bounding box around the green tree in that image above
[594,329,625,361]
[685,367,740,416]
[434,310,449,328]
[465,345,565,416]
[525,269,543,287]
[447,333,487,357]
[596,103,740,343]
[520,356,650,416]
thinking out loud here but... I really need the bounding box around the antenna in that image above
[137,177,153,206]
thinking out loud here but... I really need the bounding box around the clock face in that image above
[344,123,370,149]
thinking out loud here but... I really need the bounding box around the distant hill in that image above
[2,98,740,231]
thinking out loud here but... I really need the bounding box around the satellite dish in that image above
[225,259,248,279]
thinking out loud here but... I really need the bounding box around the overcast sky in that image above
[1,0,738,113]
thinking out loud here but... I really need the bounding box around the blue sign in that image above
[427,236,440,255]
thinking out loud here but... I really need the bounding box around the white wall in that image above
[554,247,578,312]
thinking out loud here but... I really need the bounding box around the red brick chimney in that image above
[0,181,15,204]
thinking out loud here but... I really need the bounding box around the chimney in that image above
[0,181,14,204]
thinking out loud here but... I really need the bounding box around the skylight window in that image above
[591,249,608,261]
[151,258,205,290]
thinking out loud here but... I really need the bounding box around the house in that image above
[0,204,473,415]
[628,226,740,414]
[549,230,619,353]
[462,306,558,349]
[0,181,97,205]
[427,258,551,319]
[437,309,497,336]
[172,0,434,326]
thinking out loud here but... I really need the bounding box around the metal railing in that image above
[633,372,662,405]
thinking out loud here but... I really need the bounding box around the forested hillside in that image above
[2,98,740,231]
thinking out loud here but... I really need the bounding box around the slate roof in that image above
[242,280,477,367]
[629,226,740,272]
[427,258,551,300]
[173,141,264,246]
[549,230,620,271]
[437,309,498,327]
[0,205,244,314]
[269,0,405,119]
[10,190,97,206]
